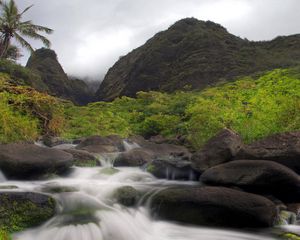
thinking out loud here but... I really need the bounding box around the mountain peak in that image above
[95,18,300,101]
[170,18,227,32]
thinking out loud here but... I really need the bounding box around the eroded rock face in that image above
[201,160,300,202]
[191,129,242,172]
[0,192,56,232]
[0,143,73,179]
[151,186,277,228]
[235,131,300,174]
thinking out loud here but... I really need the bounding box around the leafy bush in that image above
[0,73,65,143]
[187,69,300,147]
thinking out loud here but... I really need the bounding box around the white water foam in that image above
[123,140,140,152]
[0,170,6,182]
[5,166,286,240]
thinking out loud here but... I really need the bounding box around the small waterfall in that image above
[34,141,48,148]
[0,170,6,182]
[123,140,140,152]
[96,153,119,167]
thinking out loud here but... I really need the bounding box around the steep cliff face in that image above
[26,48,93,105]
[95,18,300,101]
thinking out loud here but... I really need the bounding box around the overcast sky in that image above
[14,0,300,81]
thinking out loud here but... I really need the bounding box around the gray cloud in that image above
[13,0,300,81]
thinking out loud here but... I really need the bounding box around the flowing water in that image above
[0,143,296,240]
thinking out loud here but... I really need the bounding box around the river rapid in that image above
[0,142,297,240]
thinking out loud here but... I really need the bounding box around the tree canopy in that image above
[0,0,53,59]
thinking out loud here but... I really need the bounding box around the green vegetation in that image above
[0,0,53,59]
[0,193,55,233]
[0,229,11,240]
[0,72,65,143]
[64,68,300,148]
[0,60,299,149]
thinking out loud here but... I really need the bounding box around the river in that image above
[0,142,297,240]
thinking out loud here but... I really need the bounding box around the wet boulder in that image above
[0,143,74,179]
[200,160,300,202]
[235,131,300,174]
[151,186,277,228]
[42,135,72,147]
[114,148,153,167]
[191,129,242,173]
[128,135,191,159]
[112,186,140,207]
[76,135,124,154]
[146,159,200,180]
[0,192,56,232]
[63,149,99,167]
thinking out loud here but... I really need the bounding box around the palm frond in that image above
[19,29,51,47]
[26,23,53,34]
[19,4,33,16]
[14,32,34,52]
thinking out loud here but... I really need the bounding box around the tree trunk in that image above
[0,35,10,59]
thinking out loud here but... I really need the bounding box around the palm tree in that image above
[0,0,53,58]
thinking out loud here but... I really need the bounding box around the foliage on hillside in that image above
[0,73,65,143]
[64,68,300,148]
[0,64,299,149]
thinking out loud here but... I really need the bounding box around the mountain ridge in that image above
[95,18,300,101]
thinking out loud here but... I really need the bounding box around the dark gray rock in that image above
[114,148,153,167]
[201,160,300,203]
[235,131,300,174]
[0,143,73,179]
[191,129,242,172]
[63,149,99,167]
[151,186,277,228]
[76,135,124,154]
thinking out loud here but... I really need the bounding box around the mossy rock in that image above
[0,192,56,232]
[39,185,78,194]
[275,210,297,226]
[281,233,300,240]
[113,186,140,207]
[0,185,18,190]
[99,167,120,175]
[63,149,99,167]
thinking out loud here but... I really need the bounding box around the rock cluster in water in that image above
[0,130,299,233]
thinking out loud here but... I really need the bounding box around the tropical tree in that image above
[0,0,53,58]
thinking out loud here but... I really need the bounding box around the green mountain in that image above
[26,48,93,105]
[95,18,300,101]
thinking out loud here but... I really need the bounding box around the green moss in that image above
[281,233,300,240]
[0,193,56,233]
[0,186,18,190]
[74,159,98,167]
[99,167,120,175]
[146,163,156,174]
[113,186,140,207]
